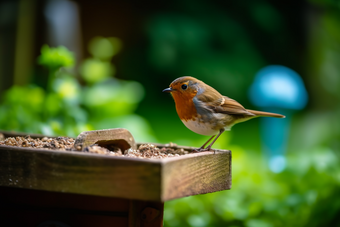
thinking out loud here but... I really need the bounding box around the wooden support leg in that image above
[129,200,164,227]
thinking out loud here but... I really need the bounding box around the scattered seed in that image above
[0,136,189,158]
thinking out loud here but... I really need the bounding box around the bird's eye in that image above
[181,84,188,90]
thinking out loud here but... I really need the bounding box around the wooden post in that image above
[129,200,164,227]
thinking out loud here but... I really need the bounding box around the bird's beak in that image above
[162,87,174,93]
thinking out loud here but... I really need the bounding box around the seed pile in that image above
[0,135,74,150]
[0,135,189,159]
[124,144,188,159]
[82,143,189,158]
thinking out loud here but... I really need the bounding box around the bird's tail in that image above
[247,110,285,118]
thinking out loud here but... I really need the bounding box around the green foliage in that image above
[0,86,45,133]
[80,59,114,84]
[88,36,122,60]
[80,37,123,84]
[38,45,74,70]
[0,41,155,141]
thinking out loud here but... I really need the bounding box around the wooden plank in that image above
[1,209,129,227]
[0,186,130,212]
[0,146,162,201]
[0,186,129,227]
[0,186,164,227]
[162,150,231,201]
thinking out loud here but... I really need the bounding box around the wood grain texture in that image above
[0,133,231,202]
[162,150,231,201]
[0,146,161,201]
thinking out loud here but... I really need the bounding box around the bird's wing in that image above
[195,91,255,116]
[212,96,255,116]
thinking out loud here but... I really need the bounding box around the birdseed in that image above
[0,135,189,159]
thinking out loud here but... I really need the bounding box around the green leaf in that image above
[38,45,75,70]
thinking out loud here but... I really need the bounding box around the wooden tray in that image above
[0,131,231,202]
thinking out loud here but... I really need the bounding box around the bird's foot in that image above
[192,147,214,153]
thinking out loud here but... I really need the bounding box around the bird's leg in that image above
[200,135,215,149]
[193,135,215,152]
[205,128,225,154]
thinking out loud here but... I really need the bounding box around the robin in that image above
[163,76,285,152]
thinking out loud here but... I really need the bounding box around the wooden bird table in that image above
[0,129,232,227]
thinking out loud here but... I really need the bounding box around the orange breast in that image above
[172,92,197,121]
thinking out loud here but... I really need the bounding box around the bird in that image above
[163,76,285,152]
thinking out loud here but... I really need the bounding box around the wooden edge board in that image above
[0,145,163,201]
[161,150,232,201]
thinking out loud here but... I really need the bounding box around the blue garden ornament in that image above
[249,65,308,173]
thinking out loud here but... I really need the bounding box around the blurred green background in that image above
[1,0,340,226]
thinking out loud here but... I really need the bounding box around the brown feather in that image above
[195,84,252,116]
[215,97,255,116]
[246,110,285,118]
[201,93,254,117]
